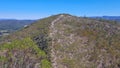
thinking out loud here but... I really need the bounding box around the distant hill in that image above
[0,14,120,68]
[0,19,35,31]
[91,16,120,22]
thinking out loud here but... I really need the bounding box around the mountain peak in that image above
[0,14,120,68]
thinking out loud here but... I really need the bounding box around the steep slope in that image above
[0,14,120,68]
[0,15,59,68]
[48,14,120,68]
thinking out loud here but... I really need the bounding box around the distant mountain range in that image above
[91,16,120,22]
[0,19,35,31]
[0,16,120,32]
[1,16,120,28]
[0,16,120,36]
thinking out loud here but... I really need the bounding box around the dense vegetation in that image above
[0,37,51,68]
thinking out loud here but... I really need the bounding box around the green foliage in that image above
[0,56,7,61]
[41,59,52,68]
[0,37,46,57]
[62,58,75,68]
[0,37,52,68]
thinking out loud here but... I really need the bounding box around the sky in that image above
[0,0,120,19]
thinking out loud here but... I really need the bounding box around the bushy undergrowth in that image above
[0,37,51,68]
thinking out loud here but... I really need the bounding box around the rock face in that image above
[0,14,120,68]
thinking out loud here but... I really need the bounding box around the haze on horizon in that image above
[0,0,120,19]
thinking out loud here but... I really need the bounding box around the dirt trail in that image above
[49,15,64,68]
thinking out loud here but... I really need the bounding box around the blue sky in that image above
[0,0,120,19]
